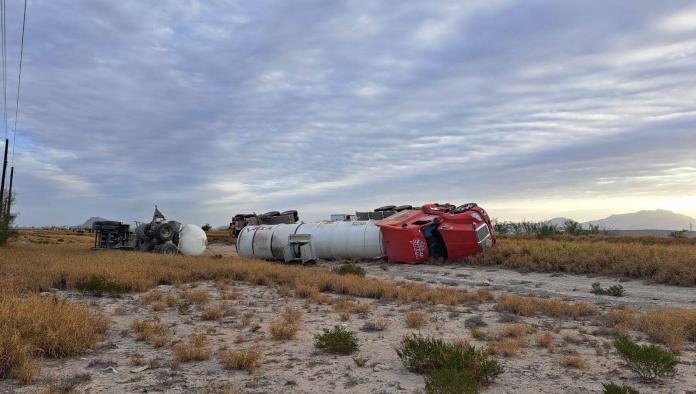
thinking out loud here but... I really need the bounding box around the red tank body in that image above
[376,203,495,264]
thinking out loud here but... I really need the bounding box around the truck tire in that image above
[374,205,396,212]
[263,211,280,217]
[155,222,174,242]
[135,223,148,240]
[157,241,178,255]
[394,205,413,212]
[280,210,299,222]
[138,240,154,252]
[451,203,478,214]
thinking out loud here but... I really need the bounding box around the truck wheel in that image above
[139,240,154,252]
[158,242,178,255]
[135,224,148,240]
[451,203,478,214]
[263,211,280,217]
[155,222,174,242]
[374,205,396,212]
[280,210,299,221]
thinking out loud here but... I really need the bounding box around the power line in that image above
[0,0,5,140]
[11,0,26,165]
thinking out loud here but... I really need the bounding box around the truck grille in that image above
[475,224,492,251]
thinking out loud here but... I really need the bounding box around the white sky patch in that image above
[657,7,696,33]
[16,151,94,195]
[354,83,385,97]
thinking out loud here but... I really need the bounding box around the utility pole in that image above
[0,138,8,217]
[5,166,12,219]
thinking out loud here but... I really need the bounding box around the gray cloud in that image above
[7,0,696,226]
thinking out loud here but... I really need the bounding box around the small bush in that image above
[425,368,477,394]
[361,318,391,332]
[487,338,525,357]
[181,290,209,304]
[592,283,625,297]
[201,305,223,321]
[269,307,302,340]
[613,335,678,380]
[218,346,263,373]
[602,382,640,394]
[498,323,535,338]
[396,335,503,384]
[352,355,369,367]
[536,332,555,350]
[332,263,366,277]
[607,285,625,297]
[131,320,172,348]
[495,294,597,319]
[560,355,588,369]
[314,326,358,355]
[177,301,192,315]
[269,319,300,340]
[405,311,428,328]
[75,275,129,295]
[464,315,487,328]
[173,334,210,363]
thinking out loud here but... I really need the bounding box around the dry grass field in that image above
[467,236,696,286]
[0,230,694,392]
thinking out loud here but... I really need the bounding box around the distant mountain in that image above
[546,217,572,227]
[81,216,110,229]
[584,209,695,231]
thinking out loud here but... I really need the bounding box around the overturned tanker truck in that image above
[236,203,495,264]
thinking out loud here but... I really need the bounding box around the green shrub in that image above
[75,275,129,295]
[352,355,368,367]
[314,326,358,355]
[177,301,191,315]
[591,283,625,297]
[332,263,366,277]
[613,335,678,380]
[396,335,502,384]
[606,285,625,297]
[425,368,478,394]
[602,382,639,394]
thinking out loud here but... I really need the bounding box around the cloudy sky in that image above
[5,0,696,226]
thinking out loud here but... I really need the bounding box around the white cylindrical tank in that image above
[178,224,208,256]
[236,221,384,261]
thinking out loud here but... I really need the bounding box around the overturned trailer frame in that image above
[237,202,495,264]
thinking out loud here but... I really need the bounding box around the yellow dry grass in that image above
[201,305,223,321]
[535,332,555,350]
[404,311,429,328]
[495,294,597,319]
[172,334,211,363]
[607,307,696,352]
[467,237,696,286]
[497,323,536,339]
[0,243,494,309]
[560,355,588,369]
[487,338,526,357]
[0,295,109,384]
[269,307,303,340]
[131,319,172,348]
[218,346,263,373]
[181,290,209,304]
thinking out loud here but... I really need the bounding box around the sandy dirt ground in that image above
[2,245,695,393]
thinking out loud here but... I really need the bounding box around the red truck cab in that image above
[377,203,495,264]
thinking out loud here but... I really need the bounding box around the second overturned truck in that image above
[236,203,495,264]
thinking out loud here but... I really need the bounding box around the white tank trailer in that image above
[133,207,208,256]
[235,203,497,264]
[237,221,384,263]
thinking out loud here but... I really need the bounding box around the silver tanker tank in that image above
[236,220,384,262]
